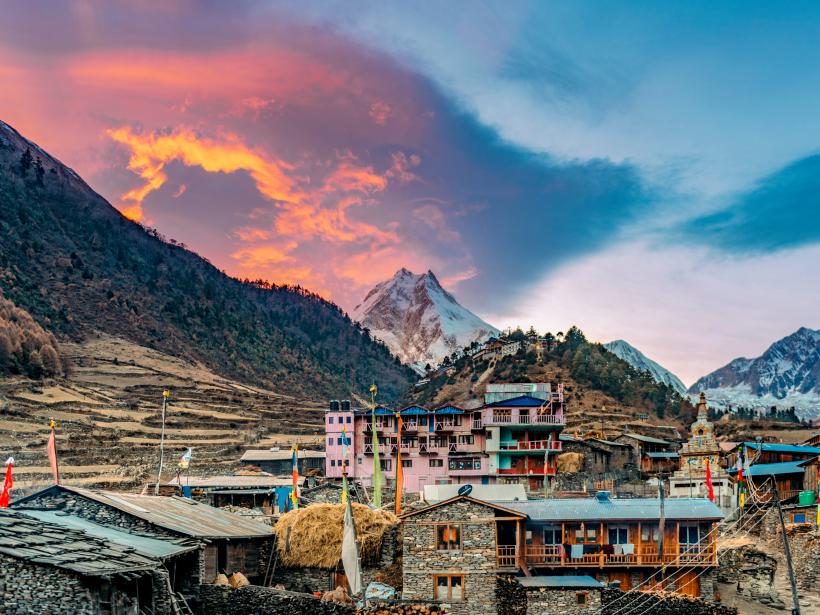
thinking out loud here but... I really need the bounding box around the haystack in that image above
[556,452,584,473]
[273,503,398,569]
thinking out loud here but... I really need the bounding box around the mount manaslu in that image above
[689,326,820,417]
[352,268,499,368]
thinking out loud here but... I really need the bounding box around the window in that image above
[449,457,480,471]
[328,438,333,446]
[641,524,660,543]
[608,526,629,545]
[543,525,561,545]
[434,575,464,601]
[357,457,362,465]
[419,416,428,426]
[328,416,334,424]
[436,524,461,550]
[330,459,336,467]
[346,416,351,423]
[402,459,413,468]
[575,526,597,543]
[429,459,443,468]
[678,524,701,545]
[379,459,392,471]
[458,435,474,445]
[793,513,807,523]
[576,592,589,606]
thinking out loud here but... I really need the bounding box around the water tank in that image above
[341,399,351,411]
[329,400,340,411]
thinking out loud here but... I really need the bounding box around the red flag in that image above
[0,457,13,508]
[705,458,714,502]
[395,414,404,515]
[47,421,60,485]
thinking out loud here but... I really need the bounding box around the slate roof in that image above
[729,461,806,477]
[517,575,604,589]
[505,497,723,522]
[0,509,155,577]
[20,510,198,559]
[13,486,274,539]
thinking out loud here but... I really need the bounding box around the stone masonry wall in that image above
[403,499,505,615]
[788,527,820,591]
[717,544,785,609]
[198,584,355,615]
[0,554,97,615]
[525,587,602,615]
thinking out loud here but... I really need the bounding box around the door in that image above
[677,570,700,597]
[608,571,631,591]
[333,570,348,592]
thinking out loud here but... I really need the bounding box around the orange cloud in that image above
[233,227,271,242]
[230,242,297,268]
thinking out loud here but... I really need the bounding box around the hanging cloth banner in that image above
[705,458,714,502]
[0,457,13,508]
[47,420,60,485]
[370,384,382,508]
[290,445,299,510]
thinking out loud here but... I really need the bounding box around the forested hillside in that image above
[0,120,413,400]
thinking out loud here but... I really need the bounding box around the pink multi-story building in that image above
[325,383,565,493]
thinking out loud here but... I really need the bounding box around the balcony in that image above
[496,545,518,568]
[496,466,556,476]
[472,418,483,430]
[434,419,461,431]
[499,439,563,453]
[363,443,390,455]
[482,409,564,428]
[521,543,716,568]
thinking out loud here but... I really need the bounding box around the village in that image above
[1,381,819,615]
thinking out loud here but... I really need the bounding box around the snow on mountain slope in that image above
[689,327,820,417]
[352,268,500,367]
[603,340,687,395]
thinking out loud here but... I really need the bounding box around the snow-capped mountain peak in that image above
[603,340,687,395]
[352,269,499,367]
[689,327,820,417]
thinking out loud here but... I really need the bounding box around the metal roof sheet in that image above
[57,487,273,539]
[434,405,465,414]
[399,405,429,415]
[645,452,680,459]
[731,461,805,477]
[422,484,527,503]
[163,474,304,488]
[240,449,325,462]
[740,442,820,455]
[20,510,198,559]
[517,576,604,589]
[0,510,155,577]
[505,497,723,522]
[617,433,671,445]
[486,395,549,408]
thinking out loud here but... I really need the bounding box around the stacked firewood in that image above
[357,603,447,614]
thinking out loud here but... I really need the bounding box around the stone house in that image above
[516,575,603,614]
[559,435,634,474]
[0,509,171,615]
[11,485,274,607]
[240,448,326,475]
[400,496,528,615]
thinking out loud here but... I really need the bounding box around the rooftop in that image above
[729,460,806,477]
[738,442,820,455]
[517,575,604,589]
[616,433,671,445]
[644,452,680,459]
[240,449,325,462]
[422,483,527,503]
[0,509,155,577]
[13,486,274,539]
[486,395,551,408]
[505,496,723,522]
[163,475,304,488]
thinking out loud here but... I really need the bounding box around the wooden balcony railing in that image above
[499,439,563,452]
[522,543,716,567]
[496,545,518,568]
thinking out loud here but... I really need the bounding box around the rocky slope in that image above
[690,327,820,417]
[0,119,413,401]
[604,339,687,395]
[352,268,499,368]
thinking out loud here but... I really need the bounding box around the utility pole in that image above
[154,389,169,496]
[773,482,801,615]
[658,472,666,586]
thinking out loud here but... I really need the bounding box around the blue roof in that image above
[740,442,820,455]
[400,405,428,415]
[730,460,805,477]
[517,576,603,589]
[645,452,680,459]
[505,497,723,522]
[486,395,547,408]
[434,405,464,415]
[374,406,394,416]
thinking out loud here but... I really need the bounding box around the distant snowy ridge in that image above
[604,340,687,395]
[352,268,500,366]
[689,327,820,418]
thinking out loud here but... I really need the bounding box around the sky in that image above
[1,1,820,385]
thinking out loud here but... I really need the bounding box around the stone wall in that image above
[525,587,602,615]
[198,584,354,615]
[717,544,783,608]
[402,499,505,615]
[601,588,738,615]
[496,576,527,615]
[0,554,96,615]
[787,527,820,591]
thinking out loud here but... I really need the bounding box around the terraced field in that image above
[0,335,326,494]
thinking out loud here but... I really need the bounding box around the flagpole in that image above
[49,419,61,485]
[154,390,169,496]
[370,384,382,508]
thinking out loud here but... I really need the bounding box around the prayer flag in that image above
[370,384,382,507]
[395,414,404,515]
[0,457,13,508]
[341,425,349,506]
[737,449,746,508]
[705,458,714,502]
[47,420,60,485]
[178,448,193,471]
[341,489,362,595]
[290,445,299,510]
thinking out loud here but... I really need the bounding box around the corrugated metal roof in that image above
[61,487,273,539]
[0,509,156,577]
[645,452,680,459]
[517,576,603,589]
[422,484,527,503]
[164,475,304,488]
[617,433,671,445]
[20,510,198,559]
[434,405,465,414]
[731,461,805,477]
[505,497,723,521]
[400,405,428,415]
[240,449,325,462]
[740,442,820,455]
[486,395,548,408]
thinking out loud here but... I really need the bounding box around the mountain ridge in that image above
[0,119,413,400]
[604,339,687,396]
[352,268,499,367]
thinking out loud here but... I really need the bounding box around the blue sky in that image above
[1,1,819,384]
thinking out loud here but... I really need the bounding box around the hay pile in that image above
[556,452,584,473]
[273,503,398,569]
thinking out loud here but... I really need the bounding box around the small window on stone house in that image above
[576,591,589,606]
[436,524,461,550]
[434,575,464,601]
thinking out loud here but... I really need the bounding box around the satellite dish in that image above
[458,485,473,497]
